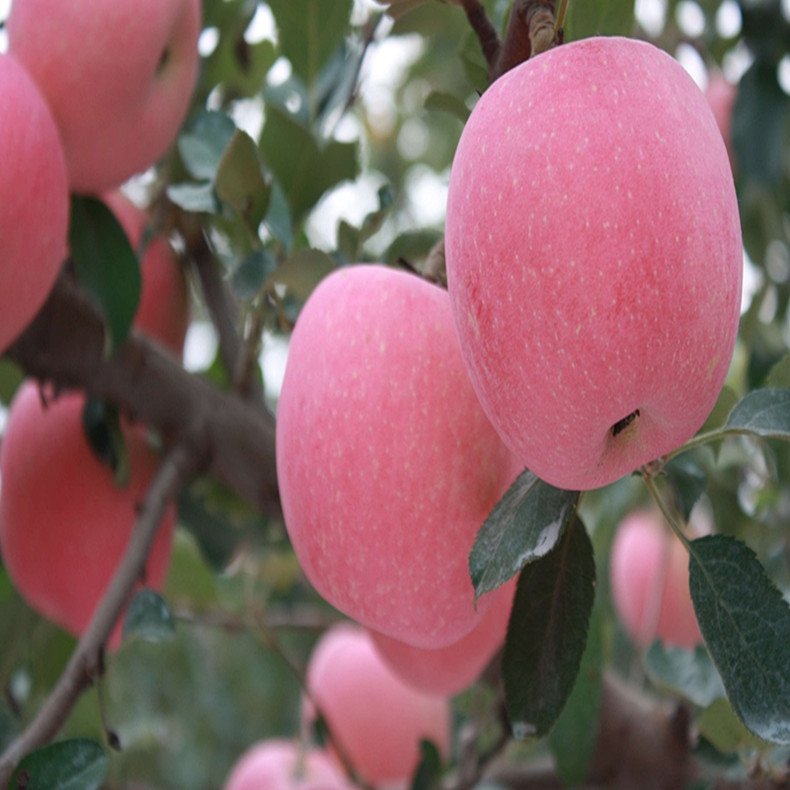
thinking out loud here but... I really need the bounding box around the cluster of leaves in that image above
[4,0,790,787]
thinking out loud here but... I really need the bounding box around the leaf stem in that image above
[639,468,692,552]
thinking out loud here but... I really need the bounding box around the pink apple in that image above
[276,265,521,649]
[609,509,702,649]
[705,71,737,172]
[304,623,451,788]
[102,191,190,356]
[223,739,351,790]
[370,578,516,696]
[7,0,202,194]
[0,54,69,355]
[445,36,742,491]
[0,380,176,648]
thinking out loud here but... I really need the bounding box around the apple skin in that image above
[0,381,176,648]
[102,191,190,356]
[304,623,451,788]
[276,265,522,649]
[370,578,516,696]
[7,0,201,194]
[0,54,69,355]
[609,509,702,649]
[222,739,351,790]
[445,36,742,491]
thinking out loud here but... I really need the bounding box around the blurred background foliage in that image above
[2,0,790,786]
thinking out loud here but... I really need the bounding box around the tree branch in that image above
[458,0,501,79]
[0,438,204,786]
[6,274,280,518]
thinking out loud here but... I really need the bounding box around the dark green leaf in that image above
[81,399,129,486]
[564,0,635,40]
[732,61,790,187]
[264,180,294,251]
[645,643,726,708]
[689,534,790,743]
[268,0,353,87]
[725,387,790,439]
[548,604,603,786]
[215,129,270,235]
[10,739,108,790]
[0,702,18,754]
[502,516,596,740]
[232,249,278,300]
[177,487,241,570]
[409,739,442,790]
[459,29,490,95]
[261,106,358,220]
[178,111,237,181]
[69,196,141,356]
[424,91,470,122]
[123,589,176,643]
[469,469,579,599]
[0,358,24,405]
[664,455,707,521]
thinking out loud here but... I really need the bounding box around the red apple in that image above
[102,191,190,356]
[276,265,521,649]
[609,509,702,649]
[223,739,351,790]
[304,623,451,788]
[0,381,176,648]
[0,54,69,355]
[445,36,742,491]
[7,0,201,193]
[370,578,516,696]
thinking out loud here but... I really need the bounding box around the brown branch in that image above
[6,274,280,518]
[458,0,501,79]
[0,438,203,786]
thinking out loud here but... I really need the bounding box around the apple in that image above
[705,71,737,172]
[276,265,521,649]
[0,380,176,648]
[609,509,702,649]
[7,0,202,194]
[304,623,451,788]
[223,739,351,790]
[445,36,742,491]
[0,54,69,355]
[370,577,516,696]
[102,191,190,356]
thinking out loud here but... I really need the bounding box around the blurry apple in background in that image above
[276,265,521,649]
[304,623,451,789]
[609,508,703,649]
[102,190,190,356]
[370,578,516,697]
[222,739,351,790]
[0,53,69,355]
[7,0,201,194]
[445,36,742,491]
[0,380,176,648]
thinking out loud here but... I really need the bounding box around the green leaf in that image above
[645,643,726,708]
[166,181,220,214]
[424,91,470,122]
[261,106,358,220]
[766,354,790,388]
[0,358,24,405]
[724,387,790,439]
[689,534,790,743]
[698,697,767,754]
[0,702,18,754]
[69,196,141,356]
[268,0,353,87]
[700,385,739,433]
[177,486,242,570]
[232,249,278,300]
[264,180,294,251]
[122,589,176,643]
[548,604,603,786]
[178,110,237,181]
[469,469,579,599]
[563,0,635,40]
[409,739,442,790]
[81,399,129,486]
[215,129,270,235]
[732,61,790,187]
[9,739,108,790]
[664,455,707,522]
[502,516,596,740]
[270,249,336,304]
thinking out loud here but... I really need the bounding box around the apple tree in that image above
[1,0,790,788]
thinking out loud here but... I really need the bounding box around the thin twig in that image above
[458,0,502,79]
[0,438,205,786]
